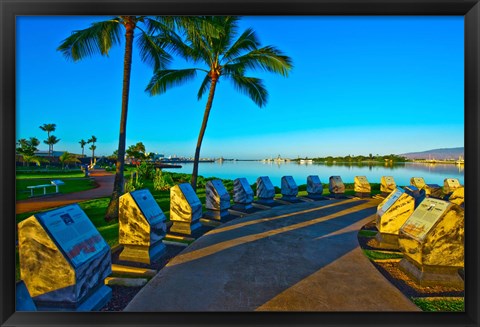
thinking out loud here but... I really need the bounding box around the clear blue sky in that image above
[16,16,464,159]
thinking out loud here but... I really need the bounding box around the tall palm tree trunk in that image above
[105,19,135,221]
[191,77,218,192]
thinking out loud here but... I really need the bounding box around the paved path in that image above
[16,169,115,214]
[125,198,420,312]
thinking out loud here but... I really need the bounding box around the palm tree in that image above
[89,144,97,162]
[44,135,60,157]
[79,139,87,157]
[59,151,81,169]
[146,16,293,191]
[39,123,56,157]
[87,135,97,165]
[58,16,184,221]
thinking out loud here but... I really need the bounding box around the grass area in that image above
[358,230,378,238]
[362,249,403,261]
[412,297,464,312]
[16,177,96,200]
[16,171,85,179]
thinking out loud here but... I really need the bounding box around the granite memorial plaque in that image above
[380,176,396,197]
[398,198,464,287]
[443,178,461,195]
[18,204,112,311]
[169,183,202,235]
[232,178,254,210]
[375,187,415,248]
[281,176,298,201]
[306,175,324,199]
[119,189,167,264]
[204,179,231,220]
[329,176,345,198]
[410,177,443,198]
[354,176,371,198]
[256,176,275,205]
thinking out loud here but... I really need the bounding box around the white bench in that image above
[27,180,65,197]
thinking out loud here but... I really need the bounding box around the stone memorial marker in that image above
[204,179,231,220]
[306,175,324,199]
[448,187,464,207]
[232,178,254,210]
[169,183,202,235]
[354,176,371,198]
[18,204,112,311]
[119,189,167,264]
[256,176,275,205]
[281,176,298,201]
[375,187,415,248]
[410,177,443,198]
[16,281,36,311]
[398,198,464,287]
[443,178,461,195]
[403,185,426,208]
[329,176,345,198]
[380,176,396,197]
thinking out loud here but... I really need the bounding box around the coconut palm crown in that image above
[58,16,176,221]
[146,16,293,191]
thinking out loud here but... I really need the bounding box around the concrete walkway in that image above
[16,169,115,214]
[125,198,420,312]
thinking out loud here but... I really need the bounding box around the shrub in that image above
[153,169,174,191]
[137,162,155,180]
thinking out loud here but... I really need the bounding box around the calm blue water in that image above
[164,161,464,187]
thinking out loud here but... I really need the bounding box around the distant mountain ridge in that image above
[400,147,464,160]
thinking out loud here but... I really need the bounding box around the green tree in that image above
[89,144,97,162]
[16,137,40,166]
[59,151,81,169]
[146,16,293,191]
[79,139,87,157]
[39,123,56,157]
[58,16,184,221]
[44,135,60,158]
[87,135,97,163]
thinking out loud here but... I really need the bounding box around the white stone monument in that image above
[398,198,464,287]
[306,175,323,199]
[169,183,202,235]
[443,178,461,195]
[375,187,415,248]
[329,176,345,198]
[256,176,275,205]
[119,189,167,264]
[410,177,443,198]
[281,176,298,201]
[380,176,396,197]
[354,176,371,198]
[18,204,112,311]
[232,178,254,210]
[204,179,231,220]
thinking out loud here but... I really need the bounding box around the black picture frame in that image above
[1,0,478,326]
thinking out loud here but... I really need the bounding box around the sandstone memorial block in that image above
[380,176,396,197]
[204,179,231,220]
[443,178,461,195]
[169,183,202,235]
[119,189,167,264]
[375,187,415,248]
[410,177,443,198]
[18,204,112,311]
[306,175,323,199]
[232,178,254,210]
[448,187,464,207]
[329,176,345,198]
[281,176,298,201]
[354,176,371,198]
[256,176,275,205]
[398,198,464,287]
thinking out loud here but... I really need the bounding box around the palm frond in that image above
[222,28,260,64]
[197,74,212,100]
[136,31,172,71]
[57,18,122,61]
[146,69,198,96]
[229,45,293,77]
[229,75,268,107]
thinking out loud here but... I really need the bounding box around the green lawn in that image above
[16,177,96,200]
[412,297,464,312]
